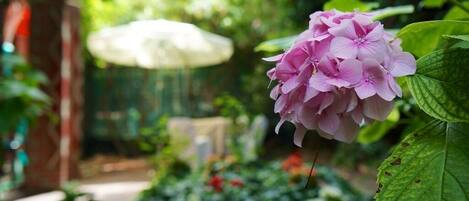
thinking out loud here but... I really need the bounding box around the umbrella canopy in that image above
[87,19,234,69]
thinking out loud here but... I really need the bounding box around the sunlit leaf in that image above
[422,0,446,8]
[443,34,469,42]
[376,120,469,201]
[397,20,469,57]
[371,5,415,21]
[444,2,469,20]
[254,35,296,53]
[408,48,469,122]
[323,0,379,12]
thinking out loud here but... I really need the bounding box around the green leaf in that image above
[444,2,469,20]
[397,20,469,57]
[443,35,469,49]
[376,120,469,201]
[323,0,379,12]
[422,0,446,8]
[443,34,469,42]
[408,48,469,122]
[358,108,400,144]
[371,5,415,21]
[254,35,296,53]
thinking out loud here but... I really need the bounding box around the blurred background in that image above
[0,0,465,200]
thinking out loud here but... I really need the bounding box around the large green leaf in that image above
[407,48,469,122]
[397,20,469,57]
[444,2,469,20]
[422,0,446,8]
[254,35,296,52]
[443,34,469,42]
[323,0,379,12]
[376,120,469,201]
[371,5,415,21]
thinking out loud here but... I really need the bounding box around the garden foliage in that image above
[0,54,49,133]
[139,153,366,201]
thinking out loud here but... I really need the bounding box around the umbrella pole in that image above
[185,66,193,117]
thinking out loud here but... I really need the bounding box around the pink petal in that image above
[355,82,376,99]
[329,93,348,113]
[357,40,386,63]
[317,129,334,140]
[275,63,296,82]
[318,112,340,134]
[328,19,357,38]
[352,20,367,37]
[390,52,416,77]
[326,78,350,88]
[274,95,288,113]
[267,68,276,80]
[352,14,373,26]
[346,91,358,112]
[364,23,384,42]
[362,58,381,69]
[304,86,319,102]
[312,39,331,59]
[294,30,314,44]
[318,56,338,75]
[375,77,396,101]
[309,72,334,92]
[281,78,300,94]
[330,37,358,59]
[363,95,393,121]
[388,75,402,97]
[296,63,314,82]
[293,124,307,147]
[338,59,363,85]
[351,107,364,125]
[334,116,359,143]
[288,47,310,67]
[308,34,330,41]
[270,84,281,100]
[299,106,316,129]
[318,93,334,114]
[275,118,286,134]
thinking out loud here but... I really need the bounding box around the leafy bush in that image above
[138,115,170,154]
[0,54,49,133]
[138,153,367,201]
[60,182,96,201]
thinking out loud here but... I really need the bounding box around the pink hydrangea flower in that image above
[265,10,416,146]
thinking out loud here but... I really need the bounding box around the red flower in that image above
[230,179,244,188]
[282,151,303,171]
[208,175,223,192]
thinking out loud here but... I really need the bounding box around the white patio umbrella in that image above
[87,19,234,69]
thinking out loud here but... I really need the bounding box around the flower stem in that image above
[305,150,319,189]
[448,0,469,14]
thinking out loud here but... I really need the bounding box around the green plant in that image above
[60,182,95,201]
[0,53,49,194]
[214,94,248,123]
[0,54,49,133]
[214,94,250,161]
[137,115,170,154]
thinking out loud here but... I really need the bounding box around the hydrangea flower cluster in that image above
[266,10,416,146]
